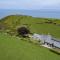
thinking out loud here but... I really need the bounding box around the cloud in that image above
[29,0,60,9]
[0,0,60,9]
[0,1,16,9]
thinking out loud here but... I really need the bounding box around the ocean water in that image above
[0,9,60,19]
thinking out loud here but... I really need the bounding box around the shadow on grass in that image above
[49,49,60,55]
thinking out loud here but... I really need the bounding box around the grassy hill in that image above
[0,15,60,38]
[0,33,60,60]
[0,15,60,60]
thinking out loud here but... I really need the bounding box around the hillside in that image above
[0,15,60,60]
[0,15,60,38]
[0,33,60,60]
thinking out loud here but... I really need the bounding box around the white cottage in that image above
[32,33,53,44]
[32,33,60,49]
[32,33,41,40]
[52,38,60,48]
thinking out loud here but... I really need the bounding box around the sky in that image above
[0,0,60,10]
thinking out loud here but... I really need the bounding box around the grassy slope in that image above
[0,15,60,38]
[0,33,60,60]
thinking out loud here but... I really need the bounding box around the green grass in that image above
[0,15,60,60]
[0,15,60,38]
[0,33,60,60]
[30,23,60,38]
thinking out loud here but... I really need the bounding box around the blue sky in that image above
[0,0,60,10]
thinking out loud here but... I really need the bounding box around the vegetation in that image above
[0,33,60,60]
[0,15,60,38]
[0,15,60,60]
[17,26,30,37]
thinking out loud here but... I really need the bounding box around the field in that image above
[0,15,60,38]
[0,33,60,60]
[0,15,60,60]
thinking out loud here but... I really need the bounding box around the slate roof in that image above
[32,33,60,48]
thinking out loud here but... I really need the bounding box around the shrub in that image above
[17,26,30,37]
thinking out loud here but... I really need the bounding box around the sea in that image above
[0,9,60,19]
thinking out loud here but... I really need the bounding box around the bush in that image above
[17,26,30,37]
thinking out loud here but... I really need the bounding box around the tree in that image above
[17,27,30,37]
